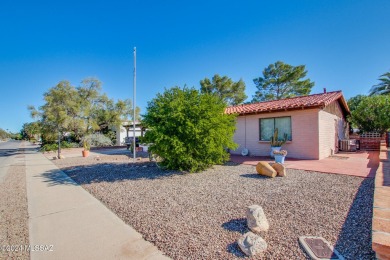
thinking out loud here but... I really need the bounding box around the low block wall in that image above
[372,141,390,260]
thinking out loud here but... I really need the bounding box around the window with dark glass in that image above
[259,117,292,141]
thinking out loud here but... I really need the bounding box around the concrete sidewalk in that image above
[25,149,170,259]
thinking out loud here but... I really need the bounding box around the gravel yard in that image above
[0,156,29,260]
[53,153,375,259]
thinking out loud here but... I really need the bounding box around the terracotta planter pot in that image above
[82,150,89,157]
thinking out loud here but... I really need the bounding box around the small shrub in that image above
[80,133,113,147]
[40,141,79,152]
[41,143,57,152]
[61,141,79,148]
[103,130,117,145]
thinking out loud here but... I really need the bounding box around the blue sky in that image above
[0,0,389,132]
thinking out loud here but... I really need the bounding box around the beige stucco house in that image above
[225,91,350,159]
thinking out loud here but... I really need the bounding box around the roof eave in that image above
[230,105,322,116]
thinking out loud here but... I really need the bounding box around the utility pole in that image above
[133,47,136,164]
[58,129,61,159]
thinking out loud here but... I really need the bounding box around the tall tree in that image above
[94,97,140,132]
[200,74,247,106]
[369,71,390,96]
[77,78,103,135]
[36,80,79,140]
[252,61,314,102]
[142,86,237,172]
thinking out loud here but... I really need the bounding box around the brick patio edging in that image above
[372,141,390,260]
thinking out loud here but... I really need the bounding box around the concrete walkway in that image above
[231,150,380,178]
[25,146,170,259]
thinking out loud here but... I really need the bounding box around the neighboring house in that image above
[225,91,350,159]
[113,121,145,146]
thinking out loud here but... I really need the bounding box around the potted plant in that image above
[82,140,90,157]
[273,149,287,163]
[270,128,288,158]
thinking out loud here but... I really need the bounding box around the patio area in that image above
[230,150,380,178]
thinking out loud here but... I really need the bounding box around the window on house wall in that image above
[259,116,292,141]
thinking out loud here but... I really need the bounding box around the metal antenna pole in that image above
[133,47,136,164]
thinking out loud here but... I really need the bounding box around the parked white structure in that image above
[114,121,144,146]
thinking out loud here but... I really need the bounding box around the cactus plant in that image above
[270,128,288,147]
[83,140,90,151]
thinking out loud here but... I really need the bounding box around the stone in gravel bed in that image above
[52,156,376,260]
[247,205,269,233]
[237,232,267,257]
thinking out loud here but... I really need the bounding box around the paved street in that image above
[0,140,22,183]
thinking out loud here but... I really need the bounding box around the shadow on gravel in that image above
[60,162,180,185]
[226,242,246,258]
[222,218,248,234]
[222,218,249,258]
[333,177,376,259]
[240,173,268,179]
[40,169,78,186]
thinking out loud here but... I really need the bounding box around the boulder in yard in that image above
[247,205,269,233]
[237,231,267,257]
[271,163,286,177]
[256,161,277,178]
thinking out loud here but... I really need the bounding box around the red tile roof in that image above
[225,91,350,115]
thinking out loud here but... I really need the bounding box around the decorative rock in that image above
[256,161,277,178]
[247,205,269,233]
[237,231,267,257]
[271,163,286,177]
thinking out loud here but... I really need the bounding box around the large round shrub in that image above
[142,86,238,172]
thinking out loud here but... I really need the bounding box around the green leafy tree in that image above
[29,80,79,144]
[350,95,390,134]
[252,61,314,102]
[369,71,390,96]
[200,74,247,105]
[347,94,366,112]
[94,97,140,143]
[116,98,141,126]
[142,86,238,172]
[29,78,139,146]
[21,122,41,141]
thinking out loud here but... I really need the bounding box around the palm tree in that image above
[369,72,390,96]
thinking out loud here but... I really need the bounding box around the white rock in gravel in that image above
[237,231,267,256]
[247,205,269,233]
